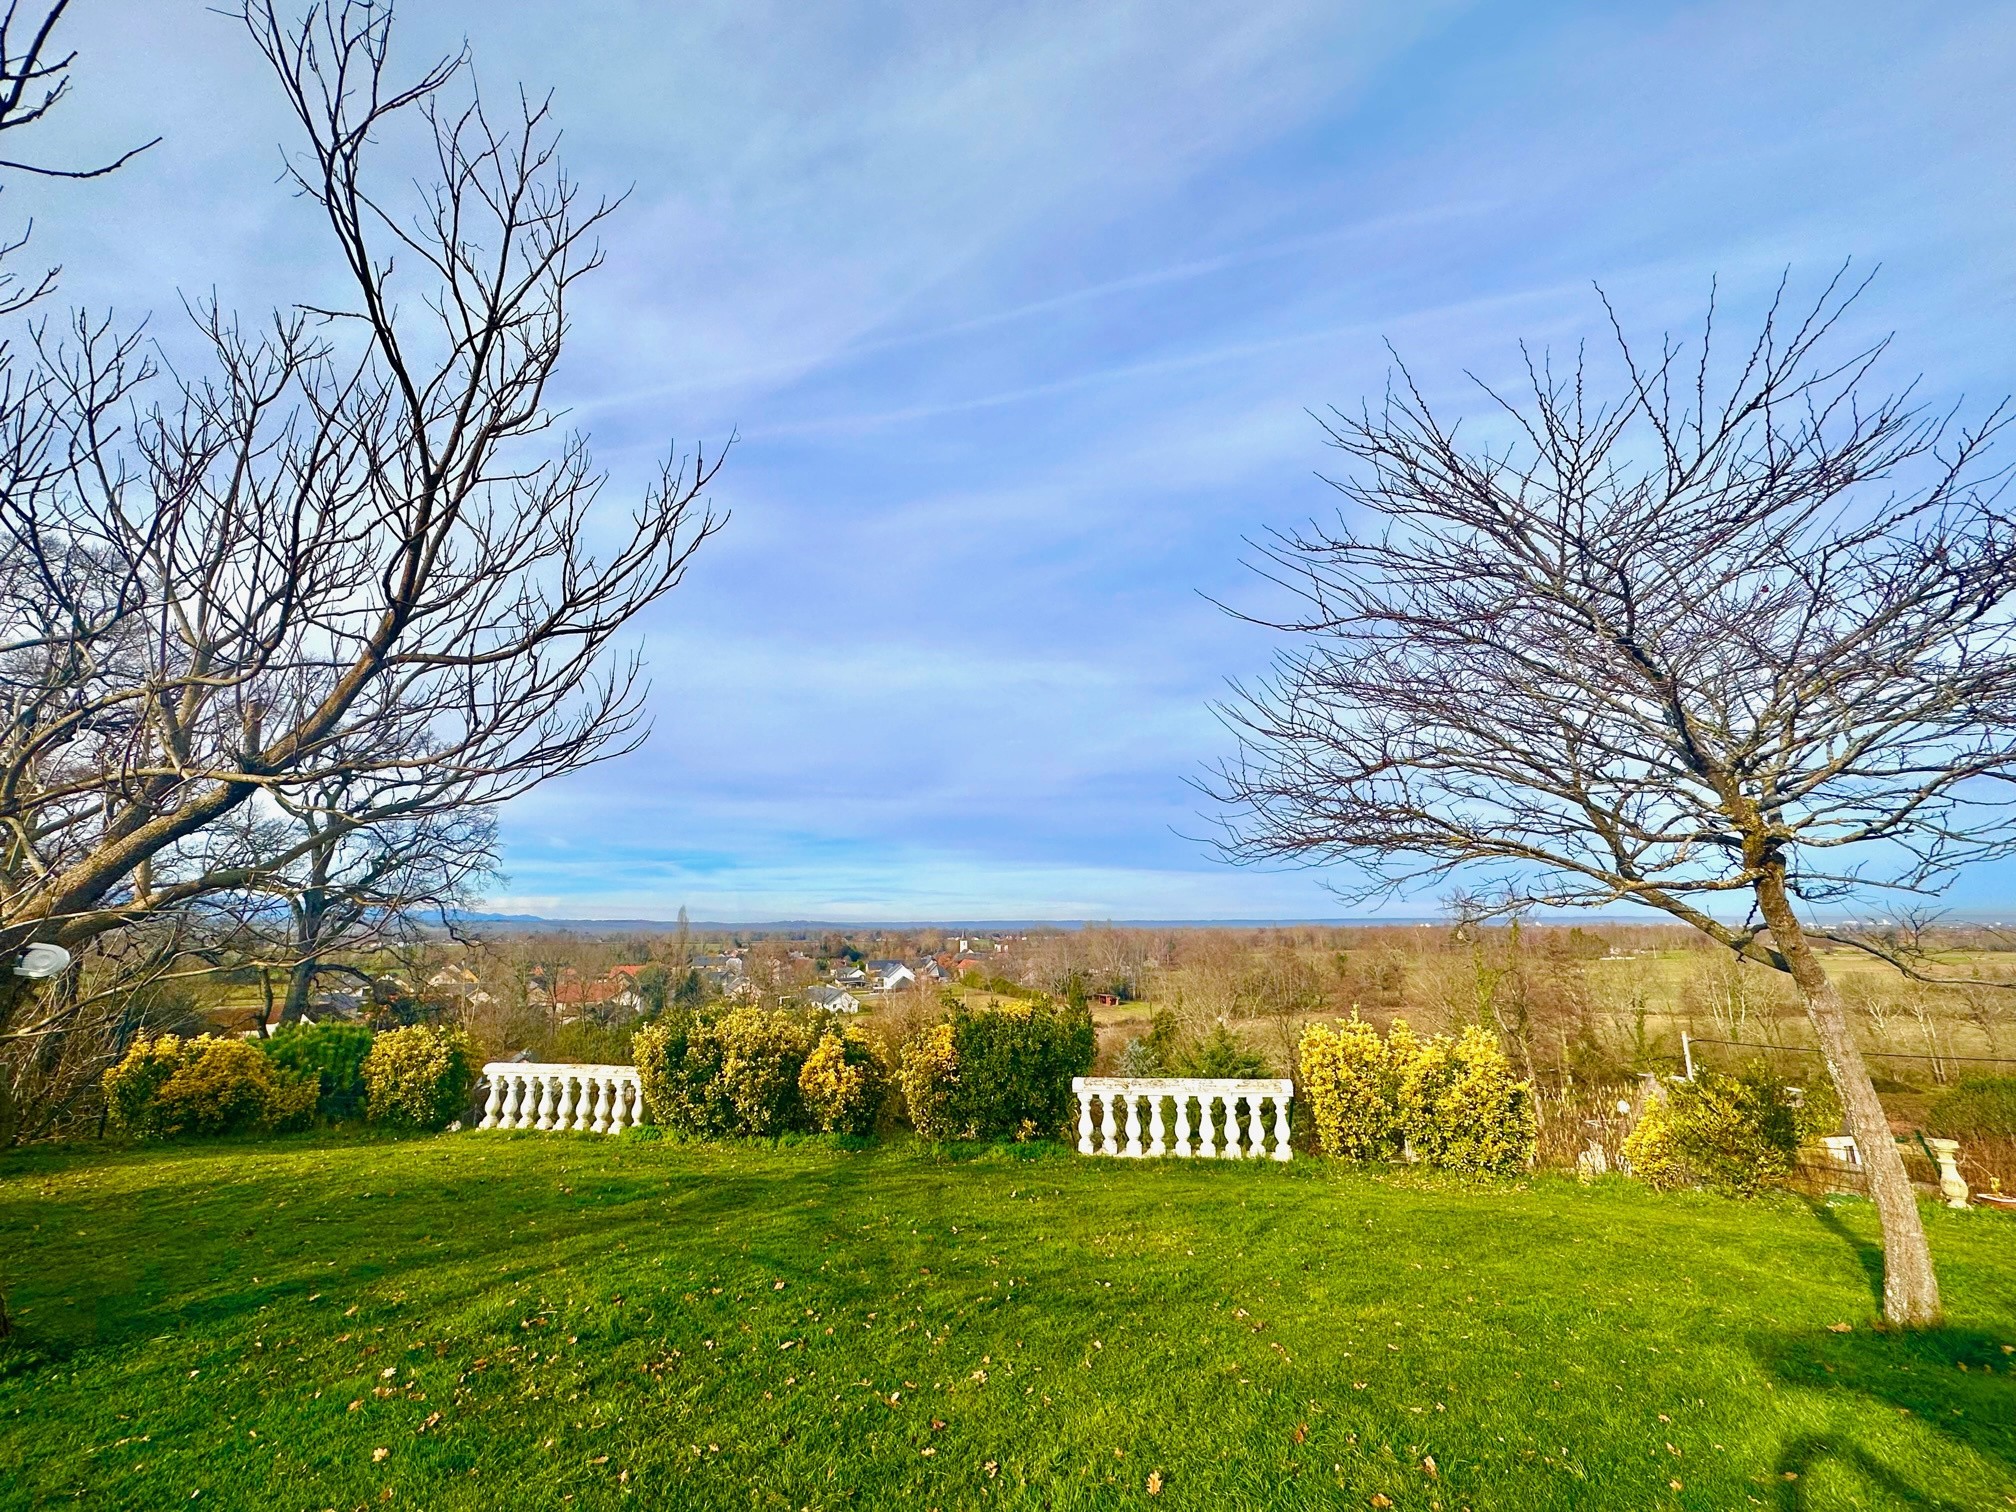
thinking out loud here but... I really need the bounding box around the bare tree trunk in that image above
[254,968,277,1036]
[1754,870,1941,1327]
[281,958,317,1024]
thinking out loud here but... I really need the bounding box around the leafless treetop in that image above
[1210,269,2016,967]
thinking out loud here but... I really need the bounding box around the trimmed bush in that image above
[103,1035,190,1136]
[1402,1026,1537,1175]
[798,1027,886,1136]
[362,1024,476,1130]
[1622,1065,1836,1196]
[634,1008,821,1138]
[1297,1017,1533,1175]
[1299,1015,1410,1161]
[258,1022,373,1121]
[899,1000,1094,1142]
[104,1034,317,1139]
[895,1022,961,1140]
[1927,1076,2016,1139]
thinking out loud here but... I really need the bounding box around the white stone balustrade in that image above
[1072,1077,1293,1161]
[477,1062,643,1134]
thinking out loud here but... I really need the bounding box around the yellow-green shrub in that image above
[103,1034,317,1139]
[103,1035,191,1136]
[1622,1066,1835,1196]
[798,1027,885,1136]
[896,1022,960,1140]
[1297,1017,1533,1174]
[1402,1026,1536,1175]
[716,1008,819,1135]
[1298,1015,1407,1160]
[362,1024,476,1130]
[633,1008,821,1137]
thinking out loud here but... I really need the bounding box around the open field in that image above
[3,1134,2013,1510]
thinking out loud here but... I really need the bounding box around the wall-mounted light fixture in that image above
[11,943,72,980]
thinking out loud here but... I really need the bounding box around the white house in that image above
[807,986,860,1014]
[866,960,915,993]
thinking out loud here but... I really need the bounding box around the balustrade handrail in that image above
[477,1060,642,1134]
[1072,1075,1293,1161]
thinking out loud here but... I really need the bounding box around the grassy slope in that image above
[1,1134,2012,1512]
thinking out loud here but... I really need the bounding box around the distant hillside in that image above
[448,912,1394,934]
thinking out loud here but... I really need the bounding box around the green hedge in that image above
[257,1022,374,1121]
[898,1000,1094,1142]
[1927,1076,2016,1139]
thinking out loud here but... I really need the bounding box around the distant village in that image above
[283,931,1032,1032]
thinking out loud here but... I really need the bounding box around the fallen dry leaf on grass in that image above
[1147,1471,1163,1495]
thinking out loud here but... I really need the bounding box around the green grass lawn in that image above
[2,1134,2012,1511]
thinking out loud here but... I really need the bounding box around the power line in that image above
[1685,1035,2016,1066]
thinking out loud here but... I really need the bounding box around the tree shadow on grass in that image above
[0,1141,877,1364]
[1796,1195,1885,1309]
[0,1138,1095,1371]
[1753,1323,2016,1507]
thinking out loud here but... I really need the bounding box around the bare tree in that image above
[1209,270,2016,1326]
[237,773,500,1029]
[0,0,159,315]
[0,5,722,1057]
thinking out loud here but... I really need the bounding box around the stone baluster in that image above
[1148,1095,1167,1157]
[532,1074,555,1131]
[1247,1093,1267,1158]
[1271,1092,1292,1162]
[556,1075,577,1132]
[587,1076,609,1135]
[480,1076,505,1129]
[1226,1095,1247,1158]
[1123,1093,1144,1157]
[1173,1095,1192,1157]
[1926,1138,1970,1209]
[1100,1092,1118,1156]
[568,1075,591,1132]
[609,1076,632,1133]
[1198,1092,1217,1158]
[1077,1086,1094,1154]
[510,1073,534,1129]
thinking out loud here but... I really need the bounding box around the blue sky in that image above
[15,1,2016,920]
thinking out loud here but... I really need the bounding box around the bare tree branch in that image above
[1207,271,2013,1326]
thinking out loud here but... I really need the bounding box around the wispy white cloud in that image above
[17,0,2016,919]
